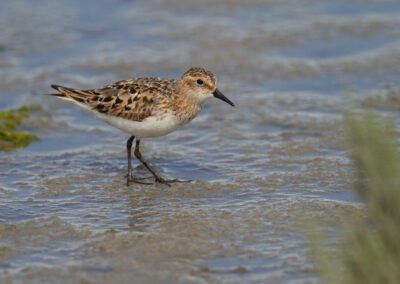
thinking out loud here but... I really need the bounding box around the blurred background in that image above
[1,0,400,283]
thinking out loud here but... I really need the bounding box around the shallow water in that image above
[1,0,400,283]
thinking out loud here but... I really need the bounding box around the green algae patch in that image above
[0,106,41,151]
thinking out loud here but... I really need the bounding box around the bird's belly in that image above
[93,112,182,138]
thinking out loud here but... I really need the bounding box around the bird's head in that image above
[178,67,234,107]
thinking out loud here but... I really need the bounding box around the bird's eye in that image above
[197,79,204,85]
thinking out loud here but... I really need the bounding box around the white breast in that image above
[97,112,183,138]
[75,103,183,138]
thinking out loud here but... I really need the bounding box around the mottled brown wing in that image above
[51,78,177,122]
[90,84,156,122]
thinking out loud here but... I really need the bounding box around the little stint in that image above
[50,67,234,186]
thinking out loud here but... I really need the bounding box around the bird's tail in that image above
[49,84,93,104]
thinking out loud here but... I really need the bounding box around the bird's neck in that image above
[171,91,202,124]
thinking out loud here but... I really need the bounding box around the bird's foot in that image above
[127,176,153,186]
[155,177,192,186]
[126,174,191,186]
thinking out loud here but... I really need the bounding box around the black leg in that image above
[126,136,153,186]
[134,139,162,182]
[134,139,182,186]
[127,139,191,186]
[126,136,135,186]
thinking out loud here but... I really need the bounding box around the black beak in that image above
[213,88,235,107]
